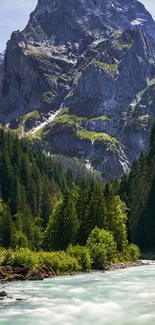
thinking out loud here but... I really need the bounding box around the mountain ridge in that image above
[0,0,155,178]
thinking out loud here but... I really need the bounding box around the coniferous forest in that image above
[2,123,155,274]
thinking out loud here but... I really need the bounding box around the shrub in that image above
[126,244,140,261]
[0,248,6,265]
[39,251,80,275]
[67,245,92,271]
[87,227,117,269]
[119,244,140,262]
[2,248,39,269]
[11,231,29,249]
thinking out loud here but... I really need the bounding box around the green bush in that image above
[11,231,29,249]
[38,251,80,275]
[0,248,6,265]
[119,244,140,262]
[87,227,117,269]
[126,244,140,261]
[67,245,92,271]
[2,248,39,269]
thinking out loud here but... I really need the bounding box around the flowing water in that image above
[0,264,155,325]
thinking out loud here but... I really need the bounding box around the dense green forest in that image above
[119,122,155,251]
[0,128,143,272]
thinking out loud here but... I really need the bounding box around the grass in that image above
[115,43,133,50]
[90,116,110,121]
[43,91,56,103]
[51,113,83,127]
[90,59,118,74]
[26,110,40,119]
[59,74,68,81]
[27,51,43,57]
[73,72,82,85]
[76,129,117,143]
[149,78,155,86]
[138,115,149,121]
[113,31,122,39]
[10,110,41,138]
[28,52,62,70]
[31,127,44,140]
[140,78,155,96]
[46,109,117,144]
[32,127,44,140]
[14,124,23,137]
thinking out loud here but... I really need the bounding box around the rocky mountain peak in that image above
[0,0,155,179]
[23,0,155,49]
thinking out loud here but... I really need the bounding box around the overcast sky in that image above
[0,0,155,49]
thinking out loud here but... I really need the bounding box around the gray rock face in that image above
[25,0,155,45]
[0,0,155,178]
[0,51,4,66]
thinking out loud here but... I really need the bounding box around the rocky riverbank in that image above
[0,265,56,282]
[0,261,146,283]
[104,261,146,271]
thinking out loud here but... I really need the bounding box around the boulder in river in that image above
[7,274,25,281]
[0,291,7,297]
[26,270,44,281]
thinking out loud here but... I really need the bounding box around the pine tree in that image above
[87,182,106,234]
[76,177,89,245]
[43,189,79,250]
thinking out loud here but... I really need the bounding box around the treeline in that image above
[119,121,155,251]
[0,129,139,268]
[0,128,74,249]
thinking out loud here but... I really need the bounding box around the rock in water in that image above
[0,291,7,297]
[26,270,44,281]
[0,0,155,178]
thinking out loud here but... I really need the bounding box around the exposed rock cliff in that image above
[0,51,4,66]
[0,0,155,178]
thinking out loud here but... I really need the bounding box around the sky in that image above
[0,0,155,49]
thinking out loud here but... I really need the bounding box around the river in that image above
[0,264,155,325]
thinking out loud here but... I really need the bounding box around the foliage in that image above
[76,128,117,143]
[43,189,79,251]
[39,251,80,275]
[0,129,71,249]
[0,129,140,270]
[3,248,40,269]
[67,245,92,271]
[87,228,117,269]
[125,244,140,262]
[90,59,118,74]
[2,249,81,275]
[119,121,155,250]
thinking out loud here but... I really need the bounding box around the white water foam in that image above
[1,266,155,325]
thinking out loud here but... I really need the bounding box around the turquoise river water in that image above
[0,263,155,325]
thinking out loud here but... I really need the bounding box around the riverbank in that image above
[104,260,146,271]
[1,267,155,325]
[0,264,56,282]
[0,261,147,283]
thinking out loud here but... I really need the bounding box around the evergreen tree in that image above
[76,177,89,245]
[43,189,79,250]
[87,182,106,233]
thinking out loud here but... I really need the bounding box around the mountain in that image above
[0,51,4,66]
[0,0,155,178]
